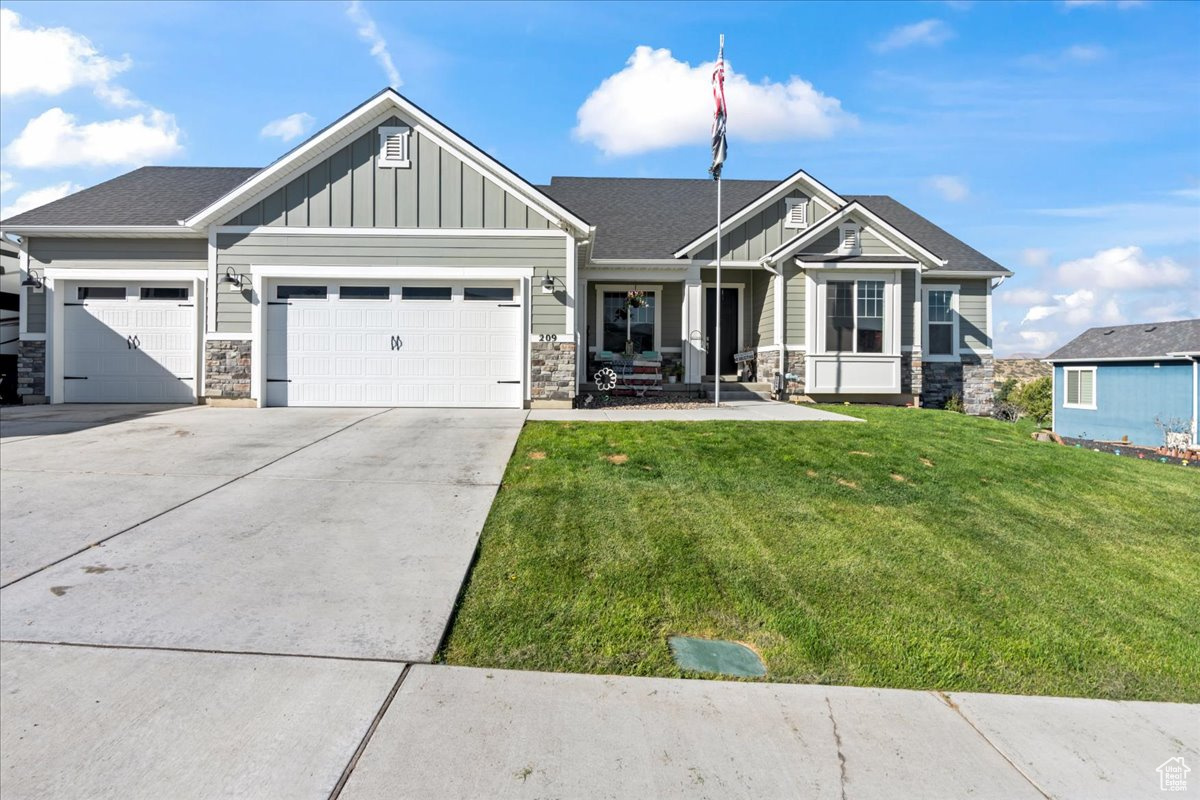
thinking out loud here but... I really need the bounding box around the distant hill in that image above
[999,352,1044,360]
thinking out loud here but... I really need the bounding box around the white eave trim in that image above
[1044,355,1191,363]
[924,269,1015,278]
[671,169,847,258]
[0,225,202,237]
[213,225,568,238]
[183,89,589,234]
[761,202,947,268]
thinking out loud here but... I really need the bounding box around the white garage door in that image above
[63,282,198,403]
[265,281,523,408]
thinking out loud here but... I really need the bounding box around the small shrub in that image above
[944,393,964,414]
[993,402,1021,423]
[995,378,1018,405]
[1014,376,1052,425]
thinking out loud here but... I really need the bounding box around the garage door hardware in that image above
[126,335,142,350]
[498,303,521,307]
[496,380,520,384]
[267,378,292,383]
[64,376,88,380]
[390,336,403,350]
[177,303,195,307]
[65,302,84,307]
[268,301,291,306]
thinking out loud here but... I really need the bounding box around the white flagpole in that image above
[715,174,721,407]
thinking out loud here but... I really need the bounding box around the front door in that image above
[704,287,738,377]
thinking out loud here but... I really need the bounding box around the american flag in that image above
[709,36,727,180]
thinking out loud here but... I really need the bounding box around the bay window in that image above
[825,279,886,354]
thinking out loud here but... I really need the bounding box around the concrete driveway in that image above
[0,403,523,797]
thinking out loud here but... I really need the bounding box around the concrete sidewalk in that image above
[339,666,1198,800]
[529,398,863,422]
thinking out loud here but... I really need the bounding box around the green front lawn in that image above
[441,406,1200,702]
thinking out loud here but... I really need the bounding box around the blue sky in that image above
[1,0,1197,355]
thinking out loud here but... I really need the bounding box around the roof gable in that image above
[672,170,846,258]
[763,201,945,267]
[187,89,588,233]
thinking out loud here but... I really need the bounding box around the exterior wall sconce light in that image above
[20,268,43,289]
[223,266,245,289]
[541,271,555,294]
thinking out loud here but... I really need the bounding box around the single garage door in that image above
[63,282,198,403]
[265,281,523,408]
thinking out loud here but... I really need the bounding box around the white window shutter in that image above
[377,126,411,168]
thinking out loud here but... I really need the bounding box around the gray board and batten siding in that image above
[226,116,554,231]
[695,190,833,262]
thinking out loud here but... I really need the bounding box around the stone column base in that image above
[204,340,252,400]
[531,341,576,402]
[17,340,47,402]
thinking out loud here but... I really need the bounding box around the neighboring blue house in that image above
[1047,319,1199,449]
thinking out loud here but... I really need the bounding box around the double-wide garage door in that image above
[265,280,523,408]
[63,282,197,403]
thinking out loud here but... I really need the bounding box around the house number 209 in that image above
[538,334,558,342]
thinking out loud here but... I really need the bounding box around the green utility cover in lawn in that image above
[668,636,766,678]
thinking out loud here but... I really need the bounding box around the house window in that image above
[927,289,956,356]
[277,285,328,299]
[377,125,412,168]
[825,279,886,354]
[78,286,127,300]
[1064,367,1097,409]
[464,287,514,302]
[401,286,452,301]
[339,286,389,300]
[784,198,808,229]
[140,287,188,301]
[601,290,656,352]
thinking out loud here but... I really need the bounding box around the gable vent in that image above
[377,125,412,168]
[840,224,860,254]
[783,198,808,229]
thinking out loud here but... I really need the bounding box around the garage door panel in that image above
[266,282,523,408]
[63,288,196,404]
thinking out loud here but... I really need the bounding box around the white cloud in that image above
[1022,287,1123,327]
[3,107,182,168]
[872,20,954,53]
[1,181,83,219]
[1063,44,1107,62]
[1017,329,1059,354]
[1020,248,1052,268]
[1170,187,1200,199]
[0,8,130,99]
[925,174,969,202]
[1021,44,1108,69]
[346,1,401,88]
[574,46,854,157]
[261,112,315,143]
[0,171,15,194]
[999,287,1050,306]
[1057,246,1191,290]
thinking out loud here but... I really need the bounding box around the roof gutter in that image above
[0,225,204,238]
[1042,355,1193,364]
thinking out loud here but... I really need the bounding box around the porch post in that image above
[683,269,703,384]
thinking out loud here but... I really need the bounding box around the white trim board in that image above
[250,265,535,280]
[42,268,207,281]
[214,226,569,238]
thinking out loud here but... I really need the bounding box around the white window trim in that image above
[377,125,412,168]
[783,197,809,230]
[592,283,663,354]
[838,223,861,255]
[922,284,960,362]
[813,271,900,356]
[1063,366,1098,410]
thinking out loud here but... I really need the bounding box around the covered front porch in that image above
[577,267,768,390]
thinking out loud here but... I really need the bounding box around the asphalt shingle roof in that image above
[1047,318,1200,361]
[0,166,260,227]
[1,168,1005,275]
[539,177,1005,271]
